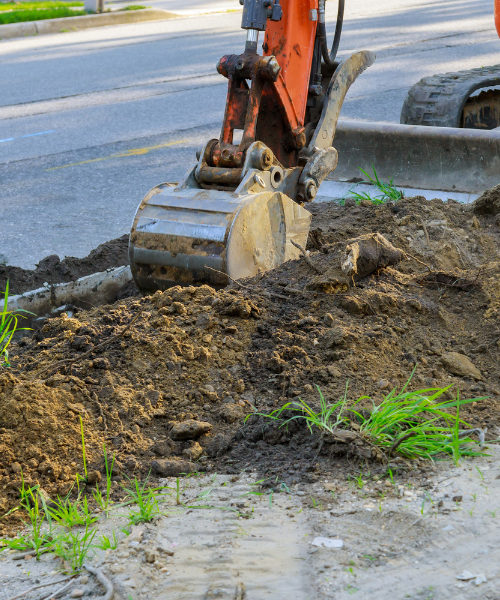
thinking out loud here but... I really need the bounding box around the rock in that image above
[326,366,342,378]
[220,404,244,423]
[151,459,198,477]
[320,327,346,348]
[145,550,157,564]
[182,442,203,461]
[298,316,318,327]
[323,313,335,326]
[170,420,212,440]
[151,441,172,457]
[439,352,482,380]
[234,379,245,393]
[145,390,161,407]
[378,379,390,390]
[10,462,21,474]
[70,590,84,598]
[86,470,101,485]
[344,198,356,208]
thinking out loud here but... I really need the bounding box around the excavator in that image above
[129,0,500,292]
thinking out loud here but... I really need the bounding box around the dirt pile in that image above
[0,235,130,295]
[1,194,500,532]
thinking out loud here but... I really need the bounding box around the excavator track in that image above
[401,65,500,129]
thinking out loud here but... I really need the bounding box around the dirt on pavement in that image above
[0,193,500,539]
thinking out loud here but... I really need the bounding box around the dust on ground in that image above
[1,192,500,542]
[0,235,130,296]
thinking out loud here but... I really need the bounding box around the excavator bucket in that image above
[129,178,311,292]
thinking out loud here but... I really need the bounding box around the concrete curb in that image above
[0,8,179,40]
[7,266,133,322]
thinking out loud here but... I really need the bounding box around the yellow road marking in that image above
[46,140,187,171]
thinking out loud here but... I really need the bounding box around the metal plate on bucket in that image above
[129,183,311,292]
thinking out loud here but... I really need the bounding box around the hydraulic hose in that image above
[318,0,344,66]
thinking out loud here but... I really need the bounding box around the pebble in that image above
[71,590,84,598]
[80,576,89,585]
[378,379,390,390]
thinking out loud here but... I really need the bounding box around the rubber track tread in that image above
[400,65,500,128]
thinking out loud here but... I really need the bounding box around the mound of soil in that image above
[0,235,130,296]
[1,194,500,533]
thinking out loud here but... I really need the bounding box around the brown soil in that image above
[0,235,130,295]
[1,193,500,534]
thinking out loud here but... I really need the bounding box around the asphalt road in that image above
[0,0,498,268]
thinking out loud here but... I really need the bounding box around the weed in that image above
[92,443,115,516]
[487,509,499,518]
[250,373,484,462]
[52,524,96,572]
[471,493,477,502]
[387,469,395,485]
[476,466,485,481]
[465,507,475,517]
[6,480,54,559]
[120,4,148,8]
[96,531,118,550]
[79,416,88,481]
[122,477,161,525]
[47,490,97,529]
[420,500,425,515]
[0,282,32,366]
[248,384,351,435]
[344,166,403,205]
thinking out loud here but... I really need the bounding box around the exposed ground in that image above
[1,191,500,598]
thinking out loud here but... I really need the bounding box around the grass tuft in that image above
[0,6,86,23]
[249,372,487,462]
[344,166,404,205]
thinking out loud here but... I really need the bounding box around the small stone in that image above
[378,379,390,390]
[170,420,212,440]
[326,366,342,378]
[440,352,482,380]
[298,316,318,327]
[320,327,346,348]
[220,404,244,423]
[151,441,172,457]
[452,495,463,502]
[234,379,245,393]
[10,462,21,474]
[145,550,156,564]
[182,442,203,461]
[151,459,198,477]
[80,576,89,584]
[70,590,84,598]
[323,313,335,326]
[86,470,101,485]
[145,390,161,407]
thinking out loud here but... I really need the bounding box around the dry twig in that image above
[5,576,75,600]
[290,239,322,273]
[84,564,114,600]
